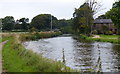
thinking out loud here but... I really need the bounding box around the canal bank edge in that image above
[77,34,120,44]
[2,33,76,72]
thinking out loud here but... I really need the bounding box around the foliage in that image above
[73,3,93,35]
[85,0,102,18]
[14,18,29,31]
[1,14,73,33]
[31,14,58,30]
[60,26,73,34]
[73,34,92,43]
[29,27,38,33]
[58,19,73,34]
[105,0,120,34]
[101,25,109,34]
[58,19,70,27]
[97,15,107,19]
[19,32,62,42]
[91,30,98,34]
[0,18,2,31]
[106,31,113,35]
[20,18,29,30]
[2,16,15,31]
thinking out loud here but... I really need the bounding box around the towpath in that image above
[0,40,8,73]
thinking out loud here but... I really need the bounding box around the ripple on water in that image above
[24,36,120,72]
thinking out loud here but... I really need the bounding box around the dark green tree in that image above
[2,16,15,31]
[73,3,93,35]
[97,14,107,19]
[14,19,22,30]
[14,18,29,31]
[0,18,2,31]
[58,19,73,34]
[19,18,29,30]
[102,25,109,34]
[105,0,120,34]
[31,14,57,31]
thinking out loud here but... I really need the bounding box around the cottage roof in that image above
[94,19,113,24]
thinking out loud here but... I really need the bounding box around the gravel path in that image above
[0,40,8,73]
[92,35,100,38]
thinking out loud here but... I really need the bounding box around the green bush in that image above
[19,32,62,42]
[106,31,113,35]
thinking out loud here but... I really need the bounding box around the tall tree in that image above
[105,0,120,34]
[14,19,22,30]
[97,14,107,19]
[19,18,29,30]
[14,18,29,31]
[85,0,102,17]
[0,18,2,31]
[58,19,73,34]
[31,14,57,30]
[2,16,15,31]
[73,3,93,35]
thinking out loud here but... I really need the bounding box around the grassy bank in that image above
[73,34,92,43]
[78,34,120,44]
[19,32,62,42]
[0,37,1,43]
[2,33,75,72]
[87,35,120,44]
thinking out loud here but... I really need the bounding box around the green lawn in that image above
[87,35,120,44]
[100,35,120,38]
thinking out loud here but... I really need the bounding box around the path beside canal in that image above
[0,40,8,73]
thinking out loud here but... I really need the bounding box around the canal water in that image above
[24,36,120,72]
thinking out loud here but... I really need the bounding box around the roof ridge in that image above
[94,19,113,24]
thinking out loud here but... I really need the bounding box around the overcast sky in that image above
[0,0,115,21]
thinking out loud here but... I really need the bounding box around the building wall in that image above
[92,23,116,34]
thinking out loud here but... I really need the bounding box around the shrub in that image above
[29,27,38,33]
[106,31,113,35]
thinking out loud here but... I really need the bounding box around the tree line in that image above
[0,14,73,33]
[0,0,120,35]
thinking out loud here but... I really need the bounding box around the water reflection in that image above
[24,36,120,72]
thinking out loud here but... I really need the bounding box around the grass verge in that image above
[75,34,120,44]
[2,33,75,72]
[19,32,62,42]
[0,38,1,43]
[87,35,120,44]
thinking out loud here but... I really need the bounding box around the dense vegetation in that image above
[31,14,58,30]
[98,0,120,35]
[58,19,73,34]
[19,32,62,42]
[73,3,93,35]
[15,18,29,31]
[2,16,15,31]
[0,14,73,34]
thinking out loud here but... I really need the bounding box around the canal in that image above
[24,36,120,72]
